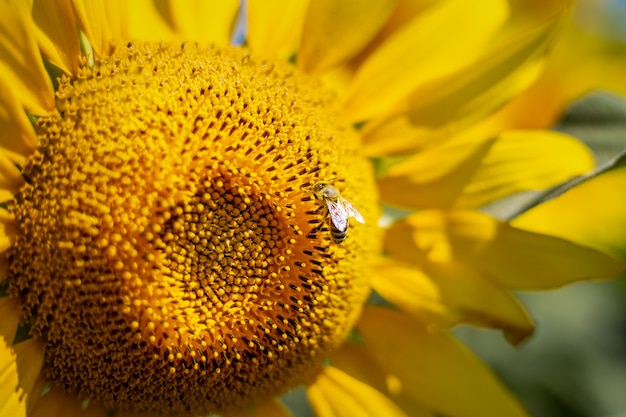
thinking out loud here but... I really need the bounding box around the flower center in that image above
[6,42,379,414]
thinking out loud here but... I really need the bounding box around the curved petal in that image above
[372,259,534,344]
[0,0,55,116]
[298,0,397,75]
[513,166,626,262]
[377,137,496,209]
[330,343,434,417]
[0,151,25,203]
[0,296,20,343]
[384,210,625,289]
[153,0,240,45]
[358,306,531,417]
[13,339,45,411]
[362,10,564,156]
[307,366,409,417]
[0,78,38,166]
[225,399,293,417]
[0,336,26,417]
[247,0,310,60]
[32,0,81,75]
[454,130,595,208]
[344,0,509,123]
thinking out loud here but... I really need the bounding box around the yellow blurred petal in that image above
[513,166,626,262]
[13,339,45,409]
[330,343,434,417]
[298,0,397,75]
[363,10,563,156]
[358,306,531,417]
[71,0,113,55]
[0,151,24,203]
[73,0,175,52]
[154,0,239,45]
[0,296,20,343]
[225,399,293,417]
[0,209,16,257]
[0,79,38,166]
[378,137,495,209]
[385,210,625,289]
[31,388,107,417]
[344,0,509,122]
[455,130,595,208]
[308,366,409,417]
[0,336,26,417]
[32,0,80,74]
[372,259,534,344]
[247,0,309,60]
[0,0,55,115]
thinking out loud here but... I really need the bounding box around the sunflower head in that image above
[5,40,380,414]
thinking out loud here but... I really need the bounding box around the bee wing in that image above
[326,200,349,232]
[341,199,365,224]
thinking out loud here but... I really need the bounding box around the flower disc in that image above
[6,42,379,414]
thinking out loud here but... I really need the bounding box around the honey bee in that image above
[311,181,364,243]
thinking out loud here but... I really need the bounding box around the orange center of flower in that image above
[6,42,379,415]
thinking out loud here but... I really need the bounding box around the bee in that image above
[311,181,364,243]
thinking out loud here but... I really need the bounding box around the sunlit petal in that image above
[362,10,564,156]
[0,0,54,115]
[154,0,240,45]
[377,137,495,209]
[385,210,625,289]
[358,307,531,417]
[32,0,80,74]
[298,0,397,74]
[513,167,626,262]
[454,130,595,208]
[344,0,509,122]
[247,0,309,60]
[308,366,409,417]
[0,336,26,417]
[372,259,534,344]
[330,342,434,417]
[0,79,38,166]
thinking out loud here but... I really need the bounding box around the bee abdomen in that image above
[330,225,347,244]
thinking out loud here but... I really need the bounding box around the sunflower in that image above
[1,1,624,417]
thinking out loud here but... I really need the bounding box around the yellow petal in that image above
[32,0,81,74]
[385,210,625,289]
[0,0,55,115]
[0,296,20,343]
[298,0,397,75]
[247,0,310,60]
[358,306,531,417]
[362,10,563,156]
[0,336,26,417]
[0,151,24,203]
[308,366,409,417]
[330,343,434,417]
[153,0,240,45]
[344,0,509,122]
[0,79,38,166]
[13,339,45,410]
[377,137,495,209]
[372,259,534,344]
[513,166,626,262]
[455,130,595,208]
[225,399,293,417]
[71,0,115,55]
